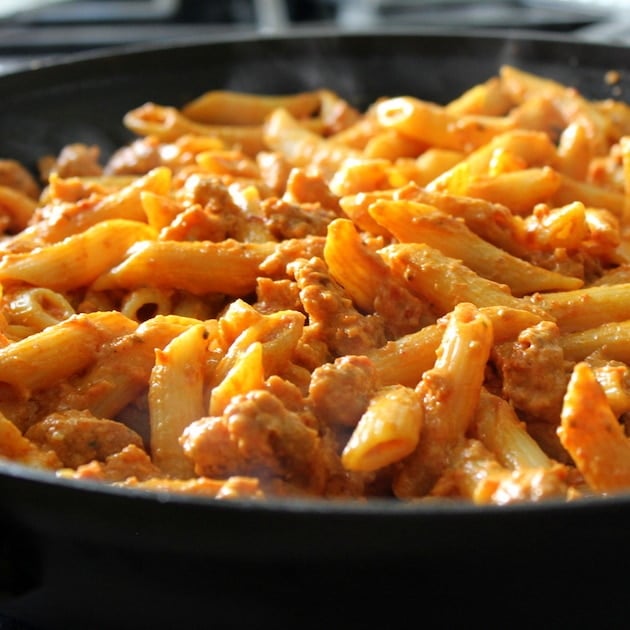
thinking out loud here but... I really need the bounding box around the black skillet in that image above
[0,29,629,629]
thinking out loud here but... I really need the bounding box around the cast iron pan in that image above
[1,29,630,629]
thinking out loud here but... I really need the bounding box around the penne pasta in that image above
[0,219,156,291]
[182,90,322,125]
[558,361,630,493]
[149,323,209,478]
[369,199,583,294]
[92,239,276,296]
[393,302,494,498]
[341,384,424,472]
[1,66,630,505]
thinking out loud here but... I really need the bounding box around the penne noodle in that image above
[342,384,424,472]
[558,361,630,493]
[0,311,137,398]
[0,219,156,291]
[68,314,203,420]
[124,103,267,155]
[393,302,494,498]
[3,287,75,332]
[559,320,630,363]
[2,67,630,504]
[380,242,551,319]
[209,341,265,417]
[369,199,583,294]
[263,108,361,175]
[149,323,209,478]
[376,96,514,152]
[0,184,38,232]
[92,239,276,296]
[473,388,552,470]
[528,283,630,332]
[182,90,322,125]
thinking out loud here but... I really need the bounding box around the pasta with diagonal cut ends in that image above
[379,241,551,319]
[120,287,173,322]
[8,167,171,248]
[92,239,276,296]
[0,311,138,398]
[0,219,156,291]
[375,96,514,152]
[263,108,360,174]
[527,283,630,332]
[181,90,322,125]
[559,320,630,363]
[323,217,388,312]
[425,129,558,192]
[368,199,583,294]
[558,361,630,493]
[393,302,494,498]
[341,384,424,472]
[123,103,267,155]
[212,309,305,387]
[458,166,563,215]
[367,305,543,389]
[69,315,204,420]
[3,65,630,503]
[209,341,265,417]
[0,184,38,232]
[473,388,552,470]
[149,323,210,478]
[324,217,433,337]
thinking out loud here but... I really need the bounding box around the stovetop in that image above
[0,0,629,76]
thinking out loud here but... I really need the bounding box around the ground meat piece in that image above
[432,439,571,504]
[159,204,227,242]
[0,159,41,199]
[254,278,302,314]
[283,168,342,213]
[259,235,326,277]
[25,409,145,468]
[290,256,386,357]
[261,197,339,239]
[68,444,159,483]
[293,331,331,372]
[264,374,309,415]
[309,355,378,427]
[373,280,436,339]
[44,144,103,179]
[256,151,293,196]
[0,414,62,469]
[105,136,162,175]
[180,389,327,494]
[118,474,264,499]
[176,175,251,240]
[493,321,572,424]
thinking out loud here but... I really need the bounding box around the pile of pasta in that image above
[1,65,630,505]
